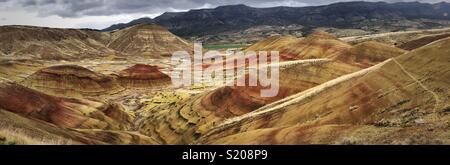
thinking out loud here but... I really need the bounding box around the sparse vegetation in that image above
[204,44,247,50]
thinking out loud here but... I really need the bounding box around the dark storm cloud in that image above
[0,0,448,18]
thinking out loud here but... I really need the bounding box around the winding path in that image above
[392,58,441,120]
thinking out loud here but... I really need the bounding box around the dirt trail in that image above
[392,58,441,121]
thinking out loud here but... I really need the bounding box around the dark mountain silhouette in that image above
[103,17,155,32]
[103,1,450,38]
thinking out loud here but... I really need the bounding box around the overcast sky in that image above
[0,0,448,29]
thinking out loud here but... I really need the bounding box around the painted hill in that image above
[22,65,124,97]
[0,24,193,60]
[0,109,158,145]
[107,24,192,58]
[0,25,112,60]
[246,31,351,60]
[0,82,130,130]
[116,64,171,88]
[245,35,303,60]
[336,41,408,68]
[198,37,450,145]
[245,35,301,51]
[135,59,362,144]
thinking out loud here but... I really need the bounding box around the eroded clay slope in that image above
[0,24,194,60]
[136,59,362,144]
[22,65,124,97]
[335,41,408,68]
[108,24,193,58]
[115,64,171,88]
[0,25,112,60]
[198,37,450,145]
[0,82,130,130]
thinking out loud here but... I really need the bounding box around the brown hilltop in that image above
[307,30,339,40]
[107,24,193,58]
[245,35,303,61]
[245,31,408,67]
[116,64,172,88]
[0,82,131,130]
[245,30,351,60]
[286,30,351,59]
[22,65,124,97]
[336,41,408,68]
[198,37,450,145]
[398,33,450,51]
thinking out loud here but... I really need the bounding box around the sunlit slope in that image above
[335,41,408,68]
[199,37,450,145]
[245,31,351,60]
[108,24,193,58]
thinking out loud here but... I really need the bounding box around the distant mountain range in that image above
[103,1,450,43]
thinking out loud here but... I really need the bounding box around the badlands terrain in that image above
[0,23,449,145]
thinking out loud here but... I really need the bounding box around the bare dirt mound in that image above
[398,33,450,51]
[116,64,171,88]
[22,65,124,97]
[245,30,351,60]
[336,41,408,68]
[107,24,193,58]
